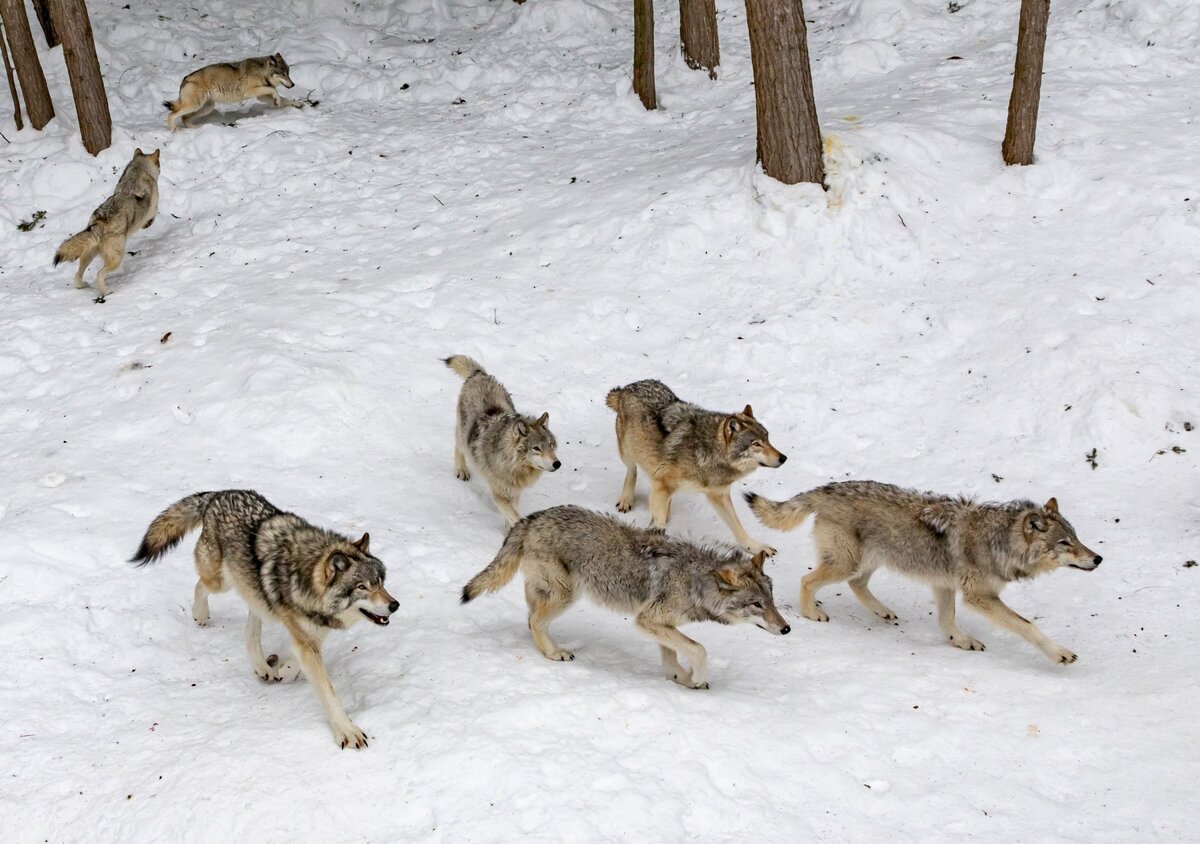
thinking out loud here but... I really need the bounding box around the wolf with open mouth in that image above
[131,489,398,749]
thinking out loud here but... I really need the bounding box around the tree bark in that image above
[633,0,656,110]
[0,0,53,129]
[1002,0,1049,166]
[0,20,25,129]
[31,0,58,48]
[49,0,110,155]
[745,0,824,186]
[679,0,718,79]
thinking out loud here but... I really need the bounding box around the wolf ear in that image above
[1024,511,1047,534]
[725,416,742,437]
[750,550,766,570]
[275,52,283,61]
[514,419,529,438]
[1044,497,1058,515]
[134,148,144,157]
[535,412,549,427]
[743,404,755,419]
[354,532,370,553]
[325,552,350,584]
[714,566,743,589]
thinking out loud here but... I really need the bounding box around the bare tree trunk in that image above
[31,0,58,48]
[0,20,25,129]
[633,0,656,110]
[679,0,718,79]
[745,0,824,186]
[49,0,110,155]
[1002,0,1049,165]
[0,0,53,129]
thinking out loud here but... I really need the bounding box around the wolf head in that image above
[269,52,295,89]
[515,412,561,473]
[133,148,161,174]
[1021,498,1102,573]
[321,532,399,627]
[723,405,786,472]
[711,550,790,634]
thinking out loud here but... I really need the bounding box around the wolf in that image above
[53,148,160,302]
[131,490,398,748]
[445,355,560,527]
[745,481,1102,664]
[165,53,299,129]
[606,380,786,556]
[461,505,790,689]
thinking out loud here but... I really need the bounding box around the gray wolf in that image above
[445,355,560,527]
[606,379,786,555]
[461,505,790,689]
[54,148,160,302]
[745,481,1102,664]
[131,490,398,748]
[165,53,299,129]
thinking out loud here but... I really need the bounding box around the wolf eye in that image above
[1057,540,1072,547]
[752,440,763,448]
[751,601,763,609]
[355,583,368,591]
[532,446,542,453]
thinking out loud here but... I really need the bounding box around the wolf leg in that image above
[934,587,984,650]
[245,612,280,681]
[659,645,691,686]
[92,241,125,301]
[962,591,1075,664]
[454,424,470,480]
[637,618,708,688]
[648,478,673,528]
[281,619,367,749]
[615,423,637,511]
[181,102,214,127]
[72,249,96,288]
[848,570,897,621]
[524,576,575,661]
[800,523,859,622]
[489,483,522,528]
[192,533,224,625]
[705,489,776,557]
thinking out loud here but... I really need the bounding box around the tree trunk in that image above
[1002,0,1050,166]
[31,0,58,48]
[745,0,824,186]
[633,0,656,110]
[49,0,110,155]
[0,0,53,129]
[679,0,718,79]
[0,20,25,129]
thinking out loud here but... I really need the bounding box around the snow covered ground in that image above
[1,0,1198,838]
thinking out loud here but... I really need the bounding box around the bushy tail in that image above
[163,99,176,111]
[461,523,526,603]
[445,355,486,380]
[54,228,100,266]
[605,386,623,412]
[130,492,213,566]
[744,492,814,532]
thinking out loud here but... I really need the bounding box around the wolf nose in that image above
[552,460,561,470]
[388,600,399,613]
[780,625,791,635]
[1092,556,1102,567]
[777,454,788,465]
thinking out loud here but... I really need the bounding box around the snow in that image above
[1,0,1198,839]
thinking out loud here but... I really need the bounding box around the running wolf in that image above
[445,355,560,527]
[461,505,790,689]
[745,481,1102,664]
[131,490,398,748]
[606,380,786,555]
[165,53,299,129]
[54,148,160,302]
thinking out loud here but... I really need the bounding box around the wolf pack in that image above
[54,54,1102,749]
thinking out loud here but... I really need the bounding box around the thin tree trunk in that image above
[745,0,824,186]
[1002,0,1049,165]
[679,0,718,79]
[633,0,656,110]
[0,20,25,129]
[31,0,58,48]
[49,0,110,155]
[0,0,53,129]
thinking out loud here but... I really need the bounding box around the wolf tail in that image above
[53,228,100,266]
[604,386,624,412]
[461,522,527,603]
[445,355,486,380]
[130,492,214,566]
[163,100,176,111]
[743,491,814,532]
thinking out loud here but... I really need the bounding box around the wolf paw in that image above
[950,635,985,651]
[544,649,575,662]
[874,608,899,622]
[93,295,106,304]
[1048,646,1077,665]
[803,605,830,623]
[748,543,777,557]
[616,500,633,513]
[266,654,302,682]
[192,609,210,626]
[456,469,470,481]
[334,722,368,750]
